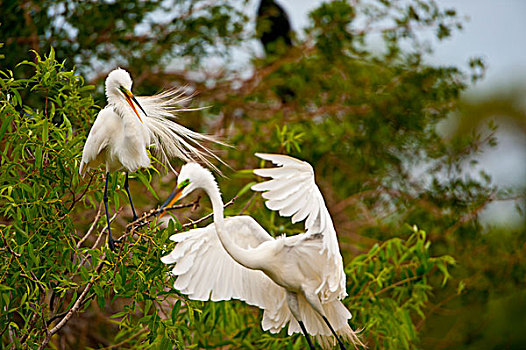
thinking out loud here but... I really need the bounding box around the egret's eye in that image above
[178,179,191,189]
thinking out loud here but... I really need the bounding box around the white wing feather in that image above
[79,108,120,175]
[252,153,346,300]
[80,106,152,174]
[161,215,357,345]
[161,216,285,307]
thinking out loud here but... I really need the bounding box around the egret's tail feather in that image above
[306,297,365,349]
[137,88,229,173]
[263,294,365,349]
[315,326,366,350]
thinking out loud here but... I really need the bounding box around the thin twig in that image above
[0,230,21,257]
[373,275,421,297]
[76,209,121,273]
[125,196,202,231]
[238,192,256,215]
[416,292,460,330]
[45,293,96,326]
[67,173,95,213]
[1,232,46,293]
[97,327,148,350]
[76,200,103,249]
[178,196,238,231]
[444,193,495,237]
[57,173,95,220]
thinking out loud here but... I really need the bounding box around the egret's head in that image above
[160,163,218,215]
[178,162,218,198]
[106,68,133,92]
[105,68,147,123]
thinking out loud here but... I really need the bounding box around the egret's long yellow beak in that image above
[159,180,190,218]
[119,86,147,123]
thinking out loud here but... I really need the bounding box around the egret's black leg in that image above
[298,320,316,350]
[322,316,346,350]
[124,172,139,221]
[104,172,117,251]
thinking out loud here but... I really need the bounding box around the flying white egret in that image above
[160,154,365,349]
[79,68,223,250]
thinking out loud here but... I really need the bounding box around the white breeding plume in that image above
[79,68,225,250]
[161,155,365,350]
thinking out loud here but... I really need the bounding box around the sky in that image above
[426,0,526,225]
[428,0,526,93]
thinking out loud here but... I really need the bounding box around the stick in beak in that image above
[119,86,147,123]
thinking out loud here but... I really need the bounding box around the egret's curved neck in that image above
[107,92,121,107]
[112,98,134,121]
[203,180,260,270]
[206,182,224,226]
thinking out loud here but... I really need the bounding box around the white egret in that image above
[160,154,365,349]
[79,68,223,250]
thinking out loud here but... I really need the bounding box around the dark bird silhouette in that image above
[256,0,293,56]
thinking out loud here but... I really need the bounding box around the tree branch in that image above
[39,195,236,348]
[1,229,21,258]
[76,200,103,249]
[38,256,106,350]
[65,173,95,215]
[125,196,202,231]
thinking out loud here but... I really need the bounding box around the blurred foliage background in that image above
[1,0,525,349]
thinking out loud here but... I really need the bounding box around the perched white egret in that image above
[160,154,365,349]
[79,68,223,250]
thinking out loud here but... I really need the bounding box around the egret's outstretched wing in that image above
[79,108,121,175]
[136,90,227,173]
[161,216,286,308]
[252,153,346,299]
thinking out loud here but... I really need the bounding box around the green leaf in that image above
[0,111,15,143]
[235,181,256,198]
[42,119,49,143]
[135,172,159,200]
